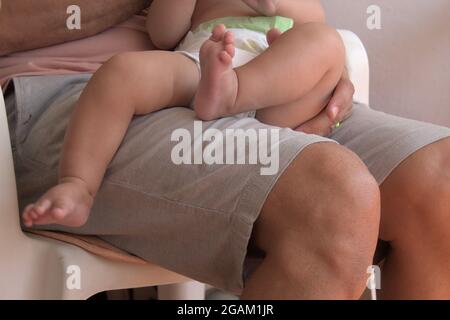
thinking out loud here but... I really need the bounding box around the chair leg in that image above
[158,281,206,300]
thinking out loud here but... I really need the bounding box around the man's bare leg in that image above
[241,143,381,299]
[378,137,450,299]
[194,22,345,128]
[22,51,199,228]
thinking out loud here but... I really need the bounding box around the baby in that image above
[22,0,345,227]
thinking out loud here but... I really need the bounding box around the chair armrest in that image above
[338,30,370,106]
[0,86,23,241]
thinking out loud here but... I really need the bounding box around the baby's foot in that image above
[266,28,282,46]
[22,178,94,228]
[194,24,238,121]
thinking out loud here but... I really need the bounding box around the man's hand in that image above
[0,0,151,56]
[296,72,355,137]
[242,0,279,16]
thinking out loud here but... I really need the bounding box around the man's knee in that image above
[256,143,380,296]
[261,143,381,237]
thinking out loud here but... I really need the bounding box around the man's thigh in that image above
[329,103,450,186]
[8,74,334,294]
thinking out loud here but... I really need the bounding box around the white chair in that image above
[0,30,369,300]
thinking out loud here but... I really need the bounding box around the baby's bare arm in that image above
[242,0,325,23]
[242,0,279,16]
[276,0,326,24]
[147,0,197,50]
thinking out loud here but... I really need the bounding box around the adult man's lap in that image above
[7,74,450,296]
[8,74,331,295]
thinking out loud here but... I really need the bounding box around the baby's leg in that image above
[22,51,199,227]
[255,64,341,128]
[194,22,345,128]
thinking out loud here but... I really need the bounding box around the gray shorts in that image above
[7,74,450,295]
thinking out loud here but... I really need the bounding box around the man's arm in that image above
[0,0,151,56]
[146,0,197,50]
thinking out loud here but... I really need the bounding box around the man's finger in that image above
[326,78,355,122]
[296,109,333,137]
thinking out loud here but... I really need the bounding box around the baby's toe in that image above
[28,209,39,221]
[266,28,282,46]
[223,33,235,57]
[224,31,234,45]
[22,205,35,227]
[23,219,33,228]
[34,199,52,215]
[211,24,226,41]
[22,204,33,217]
[224,43,235,58]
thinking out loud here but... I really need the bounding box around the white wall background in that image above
[322,0,450,126]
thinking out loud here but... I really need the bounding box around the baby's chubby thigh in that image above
[254,23,346,128]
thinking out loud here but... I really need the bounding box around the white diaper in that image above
[175,27,269,70]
